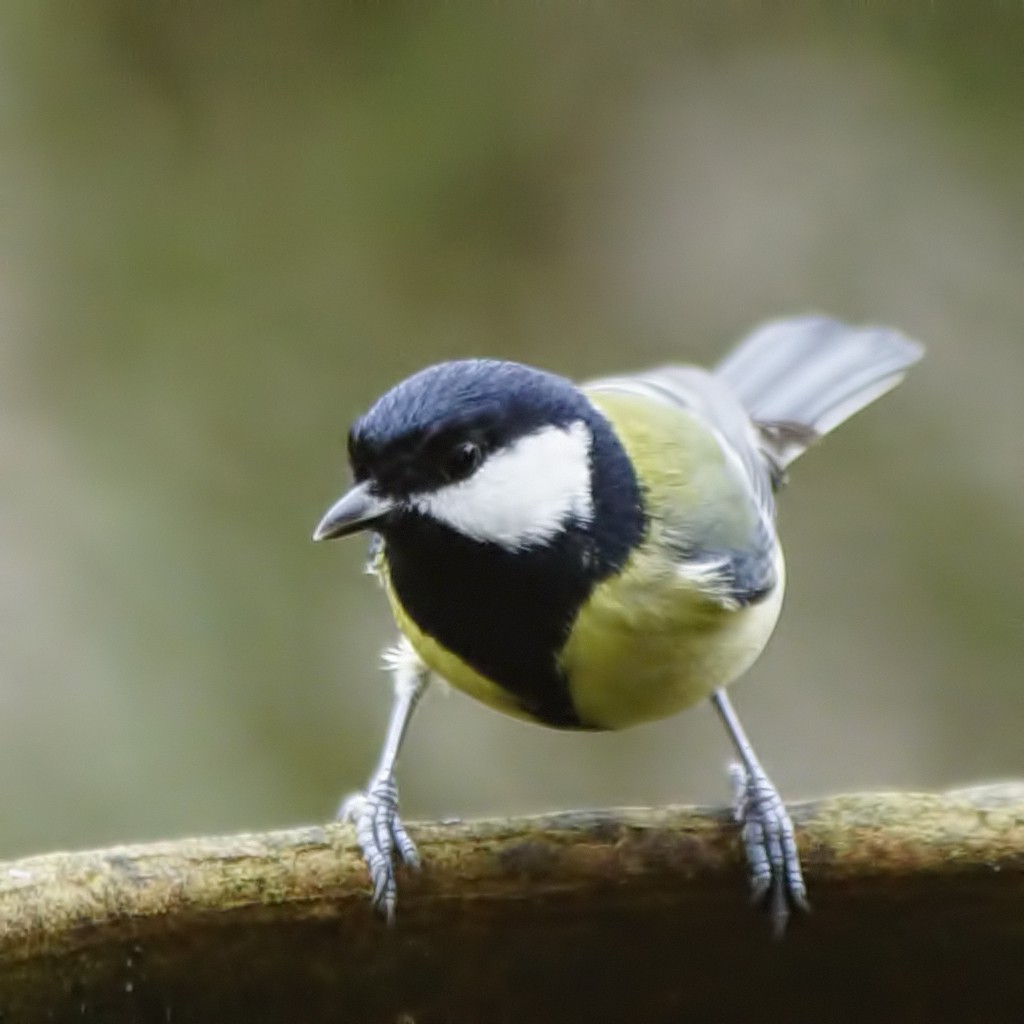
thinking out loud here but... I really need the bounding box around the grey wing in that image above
[667,516,779,610]
[586,364,778,520]
[590,315,921,507]
[586,367,780,609]
[585,315,921,607]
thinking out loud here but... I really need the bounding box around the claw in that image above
[340,777,419,921]
[729,760,809,937]
[391,816,421,869]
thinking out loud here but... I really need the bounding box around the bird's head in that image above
[313,360,601,552]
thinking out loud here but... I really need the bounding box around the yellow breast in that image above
[384,539,784,732]
[558,546,784,730]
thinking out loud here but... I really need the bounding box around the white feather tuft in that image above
[381,636,429,698]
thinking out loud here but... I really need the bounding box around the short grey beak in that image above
[312,482,394,541]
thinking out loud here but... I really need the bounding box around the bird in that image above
[313,315,922,935]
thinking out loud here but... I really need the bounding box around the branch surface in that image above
[2,784,1024,1023]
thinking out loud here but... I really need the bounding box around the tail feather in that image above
[715,316,923,468]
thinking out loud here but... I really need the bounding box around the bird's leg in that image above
[710,688,809,937]
[339,638,429,922]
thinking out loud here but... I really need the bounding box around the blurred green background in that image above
[1,4,1022,858]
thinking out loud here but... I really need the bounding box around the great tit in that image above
[313,315,922,934]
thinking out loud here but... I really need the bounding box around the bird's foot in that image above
[728,761,809,937]
[340,775,419,922]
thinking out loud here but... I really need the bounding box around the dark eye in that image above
[440,440,483,483]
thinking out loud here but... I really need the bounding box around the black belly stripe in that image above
[384,518,592,728]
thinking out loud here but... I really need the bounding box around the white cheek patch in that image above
[412,421,594,550]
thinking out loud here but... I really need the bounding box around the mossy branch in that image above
[2,784,1024,1023]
